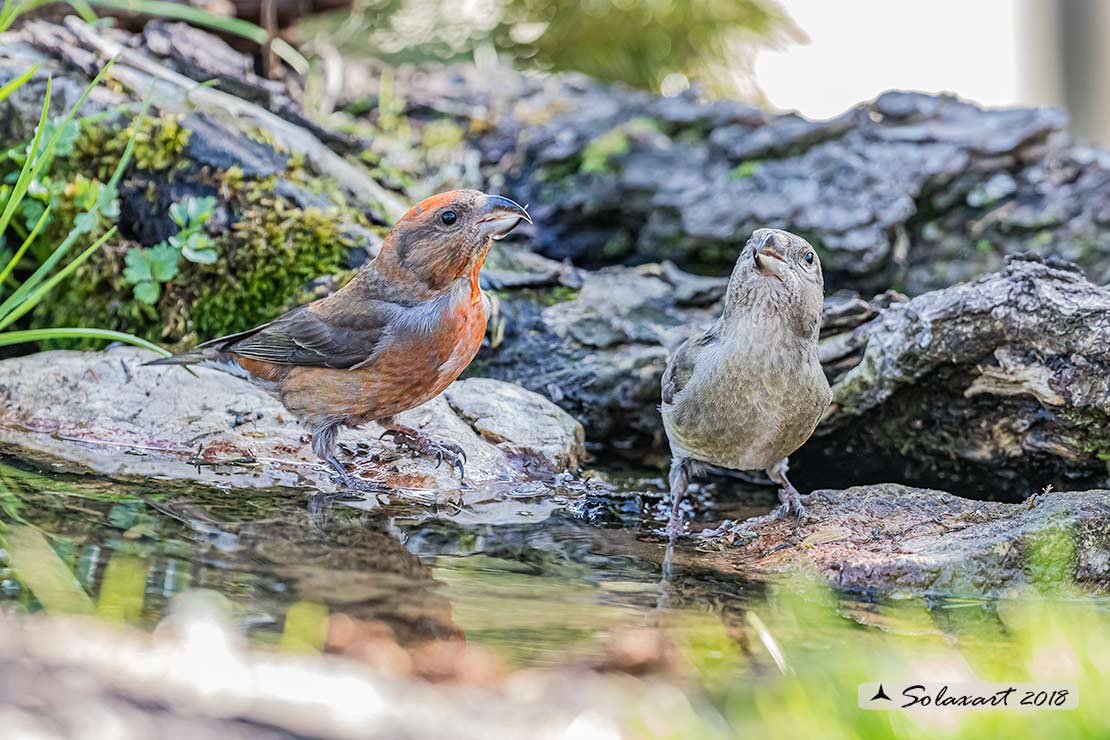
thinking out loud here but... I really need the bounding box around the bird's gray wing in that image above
[661,329,718,406]
[203,302,400,368]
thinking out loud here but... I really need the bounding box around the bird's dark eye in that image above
[440,210,458,226]
[804,252,815,265]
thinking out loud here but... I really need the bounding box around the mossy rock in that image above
[25,114,384,349]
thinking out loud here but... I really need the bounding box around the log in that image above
[375,65,1110,296]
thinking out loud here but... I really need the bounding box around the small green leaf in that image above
[182,245,217,264]
[122,247,153,283]
[72,211,99,235]
[187,195,215,224]
[729,161,761,180]
[19,198,46,231]
[169,201,187,227]
[133,280,160,304]
[41,117,80,157]
[147,242,180,281]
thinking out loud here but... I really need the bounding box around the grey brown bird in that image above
[660,228,831,533]
[148,190,530,486]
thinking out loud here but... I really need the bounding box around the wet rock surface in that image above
[0,347,585,495]
[703,484,1110,596]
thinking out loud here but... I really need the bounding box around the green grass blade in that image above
[271,39,309,75]
[0,64,37,104]
[104,98,150,194]
[0,77,51,244]
[0,83,146,318]
[0,226,117,331]
[25,57,117,182]
[0,204,51,290]
[66,0,98,23]
[0,327,170,355]
[0,57,115,274]
[0,0,59,31]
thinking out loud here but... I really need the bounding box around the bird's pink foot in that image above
[773,483,808,523]
[380,427,467,479]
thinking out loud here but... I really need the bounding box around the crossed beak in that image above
[478,194,532,241]
[752,230,788,280]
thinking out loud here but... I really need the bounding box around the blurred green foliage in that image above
[661,581,1110,739]
[299,0,802,98]
[494,0,799,94]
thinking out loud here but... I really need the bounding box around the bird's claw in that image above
[381,428,468,480]
[774,485,808,524]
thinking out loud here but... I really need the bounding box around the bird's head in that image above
[376,189,530,294]
[724,228,825,339]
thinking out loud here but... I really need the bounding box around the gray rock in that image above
[444,378,584,472]
[477,260,719,449]
[706,484,1110,596]
[2,18,407,224]
[799,255,1110,498]
[0,347,584,496]
[182,113,291,177]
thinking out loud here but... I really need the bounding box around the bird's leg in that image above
[311,421,355,487]
[766,457,807,522]
[312,422,393,494]
[667,457,693,537]
[377,417,468,480]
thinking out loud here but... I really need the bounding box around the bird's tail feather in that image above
[144,351,210,367]
[145,351,262,384]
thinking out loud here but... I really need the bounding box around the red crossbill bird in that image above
[148,190,531,486]
[661,229,831,534]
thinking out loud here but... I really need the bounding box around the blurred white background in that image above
[756,0,1110,144]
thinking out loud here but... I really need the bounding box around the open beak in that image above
[478,194,532,241]
[752,230,788,280]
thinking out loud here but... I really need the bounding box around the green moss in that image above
[187,202,359,340]
[1058,407,1110,461]
[72,114,191,177]
[728,160,761,179]
[421,119,465,149]
[601,229,633,259]
[578,117,662,175]
[1026,525,1078,592]
[580,128,630,174]
[492,285,581,308]
[32,242,165,343]
[28,116,377,350]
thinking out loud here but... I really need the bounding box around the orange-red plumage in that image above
[148,189,530,484]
